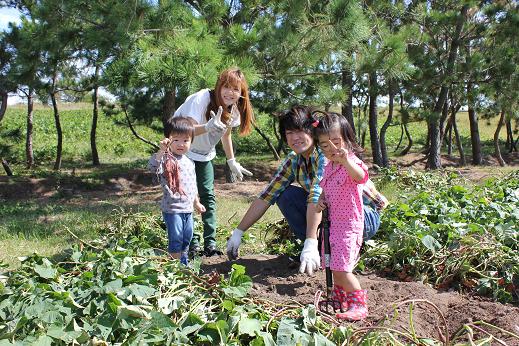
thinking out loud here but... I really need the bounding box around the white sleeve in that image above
[173,89,211,124]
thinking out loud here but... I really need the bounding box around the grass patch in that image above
[0,192,283,269]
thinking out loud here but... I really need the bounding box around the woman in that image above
[173,67,254,256]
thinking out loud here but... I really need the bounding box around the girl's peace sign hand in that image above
[328,140,348,163]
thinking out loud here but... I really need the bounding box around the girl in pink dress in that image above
[312,111,369,321]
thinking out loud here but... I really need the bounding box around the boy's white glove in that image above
[299,238,320,275]
[226,228,244,260]
[227,159,253,181]
[205,106,227,133]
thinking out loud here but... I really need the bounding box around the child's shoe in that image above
[332,285,348,311]
[318,285,348,312]
[180,252,189,266]
[336,289,368,321]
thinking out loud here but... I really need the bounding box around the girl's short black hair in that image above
[277,105,316,143]
[311,111,363,155]
[166,116,195,142]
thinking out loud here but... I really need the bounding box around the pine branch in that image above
[123,107,159,150]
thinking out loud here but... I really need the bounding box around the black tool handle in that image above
[322,208,333,291]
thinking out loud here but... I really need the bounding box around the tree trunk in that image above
[51,90,63,170]
[466,45,482,165]
[445,122,453,156]
[163,89,176,137]
[439,98,450,141]
[505,119,514,153]
[426,115,442,169]
[254,124,280,160]
[26,89,34,169]
[427,5,468,169]
[91,65,100,166]
[400,122,413,156]
[123,107,159,150]
[467,105,482,164]
[494,110,506,166]
[395,124,404,152]
[380,81,395,167]
[272,118,287,155]
[368,72,383,166]
[341,67,355,133]
[451,105,465,165]
[0,91,7,123]
[1,158,13,176]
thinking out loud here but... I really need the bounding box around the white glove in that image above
[204,106,227,133]
[227,158,253,181]
[226,228,244,260]
[299,238,320,275]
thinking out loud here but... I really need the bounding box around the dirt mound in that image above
[201,254,519,343]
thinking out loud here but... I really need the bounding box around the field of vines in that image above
[1,169,518,345]
[363,169,519,304]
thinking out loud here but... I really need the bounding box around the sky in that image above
[0,7,20,31]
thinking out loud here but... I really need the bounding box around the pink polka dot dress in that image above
[320,154,368,272]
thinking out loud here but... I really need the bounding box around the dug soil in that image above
[201,254,519,344]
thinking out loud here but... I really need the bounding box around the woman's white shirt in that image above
[173,89,241,162]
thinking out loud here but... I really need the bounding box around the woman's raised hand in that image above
[205,106,227,133]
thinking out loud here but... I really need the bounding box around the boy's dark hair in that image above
[166,116,195,141]
[311,111,363,155]
[277,105,316,143]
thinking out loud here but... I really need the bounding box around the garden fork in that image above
[315,208,344,314]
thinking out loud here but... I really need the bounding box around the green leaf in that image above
[181,313,204,335]
[238,317,262,337]
[95,314,114,340]
[103,279,123,293]
[148,311,177,329]
[301,306,317,329]
[421,235,441,252]
[33,264,57,279]
[47,325,82,343]
[222,299,234,311]
[40,310,64,324]
[277,318,310,345]
[198,320,229,344]
[117,305,151,320]
[157,296,185,315]
[223,264,252,298]
[251,331,276,346]
[33,335,53,346]
[311,333,335,345]
[123,283,156,300]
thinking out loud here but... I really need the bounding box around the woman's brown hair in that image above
[205,67,254,136]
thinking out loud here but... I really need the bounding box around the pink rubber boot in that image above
[336,289,368,321]
[332,285,349,312]
[318,285,348,312]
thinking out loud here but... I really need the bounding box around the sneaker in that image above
[180,252,189,266]
[189,244,202,258]
[203,245,223,257]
